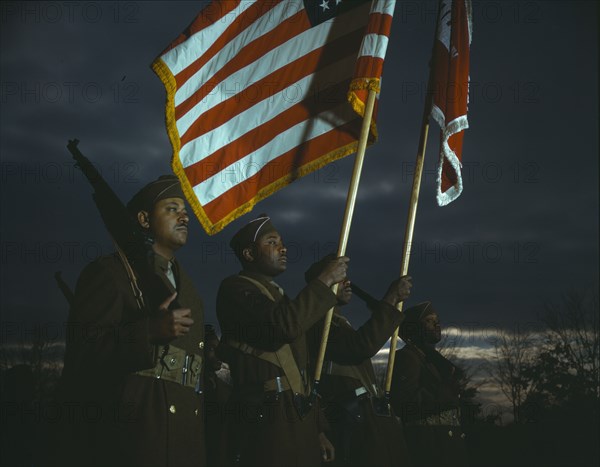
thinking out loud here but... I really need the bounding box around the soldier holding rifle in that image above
[58,174,206,466]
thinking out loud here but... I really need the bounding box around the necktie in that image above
[165,261,176,289]
[270,281,284,297]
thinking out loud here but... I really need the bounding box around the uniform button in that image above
[448,430,453,437]
[170,357,177,365]
[194,409,199,416]
[169,405,176,414]
[155,374,161,379]
[461,433,466,439]
[198,342,204,350]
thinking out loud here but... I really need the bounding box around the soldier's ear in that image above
[137,210,150,229]
[242,247,255,263]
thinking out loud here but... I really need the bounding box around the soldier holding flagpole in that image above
[216,214,347,466]
[305,256,413,466]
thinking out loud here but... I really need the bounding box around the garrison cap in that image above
[399,301,436,341]
[127,175,185,215]
[229,213,277,256]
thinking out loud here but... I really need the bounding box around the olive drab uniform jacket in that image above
[204,371,232,467]
[57,253,205,467]
[308,304,410,467]
[216,270,337,467]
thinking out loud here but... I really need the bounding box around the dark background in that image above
[0,2,598,467]
[1,0,598,339]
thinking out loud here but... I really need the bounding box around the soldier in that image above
[57,175,206,466]
[216,214,347,466]
[305,256,413,466]
[390,302,468,467]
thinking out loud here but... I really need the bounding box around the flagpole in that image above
[383,0,443,397]
[383,101,431,397]
[312,88,378,396]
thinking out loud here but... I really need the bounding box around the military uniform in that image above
[310,305,410,467]
[390,306,468,467]
[58,252,205,466]
[204,369,232,466]
[216,270,337,467]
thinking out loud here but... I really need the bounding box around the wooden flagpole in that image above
[383,0,442,396]
[383,101,431,397]
[312,88,378,394]
[384,1,442,403]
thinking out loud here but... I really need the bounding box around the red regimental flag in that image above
[152,0,396,235]
[430,0,472,206]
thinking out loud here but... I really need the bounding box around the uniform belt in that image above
[411,408,461,427]
[236,377,312,418]
[135,345,203,392]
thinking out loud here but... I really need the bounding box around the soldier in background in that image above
[305,256,413,466]
[390,302,468,467]
[216,214,346,466]
[57,175,206,466]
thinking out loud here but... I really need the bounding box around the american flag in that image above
[152,0,396,235]
[430,0,472,206]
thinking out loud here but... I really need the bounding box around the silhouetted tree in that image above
[522,288,599,421]
[486,327,540,423]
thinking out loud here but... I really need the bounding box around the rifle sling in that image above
[114,239,145,311]
[323,314,379,398]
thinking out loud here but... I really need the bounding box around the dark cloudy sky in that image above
[1,0,598,342]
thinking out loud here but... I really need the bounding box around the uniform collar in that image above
[240,270,284,297]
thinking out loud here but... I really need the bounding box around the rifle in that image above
[66,139,177,312]
[349,283,380,312]
[67,139,150,264]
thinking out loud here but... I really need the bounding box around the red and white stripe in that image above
[430,0,472,206]
[153,0,396,235]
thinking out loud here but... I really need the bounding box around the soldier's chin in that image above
[425,331,441,344]
[266,263,286,276]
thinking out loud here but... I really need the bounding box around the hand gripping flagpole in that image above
[311,88,378,400]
